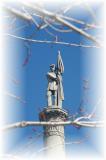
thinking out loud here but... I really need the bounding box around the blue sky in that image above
[2,1,103,158]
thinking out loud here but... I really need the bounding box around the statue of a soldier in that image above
[46,51,64,108]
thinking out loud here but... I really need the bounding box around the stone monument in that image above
[39,51,68,159]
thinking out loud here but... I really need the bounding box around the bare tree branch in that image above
[37,135,90,153]
[22,6,40,28]
[44,28,57,40]
[66,134,90,145]
[44,18,72,33]
[60,0,83,14]
[0,154,20,160]
[12,24,29,33]
[3,2,103,46]
[21,2,102,46]
[55,16,101,46]
[10,76,20,85]
[82,0,98,24]
[74,98,102,122]
[1,120,104,131]
[4,34,100,48]
[74,121,104,127]
[59,15,102,29]
[3,6,40,29]
[3,6,32,22]
[4,91,27,104]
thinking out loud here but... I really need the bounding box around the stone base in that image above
[39,106,68,138]
[39,106,68,158]
[39,106,68,121]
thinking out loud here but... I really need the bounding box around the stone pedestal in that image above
[39,106,68,159]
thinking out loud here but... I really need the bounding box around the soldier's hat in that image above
[50,64,55,67]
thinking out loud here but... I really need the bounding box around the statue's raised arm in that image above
[46,51,64,108]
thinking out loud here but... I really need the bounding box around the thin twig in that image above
[74,98,102,122]
[0,154,20,160]
[23,41,32,66]
[4,91,26,104]
[44,28,57,40]
[62,0,82,14]
[82,0,98,24]
[12,24,29,33]
[10,76,20,85]
[66,134,90,145]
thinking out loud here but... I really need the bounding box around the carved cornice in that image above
[39,106,68,121]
